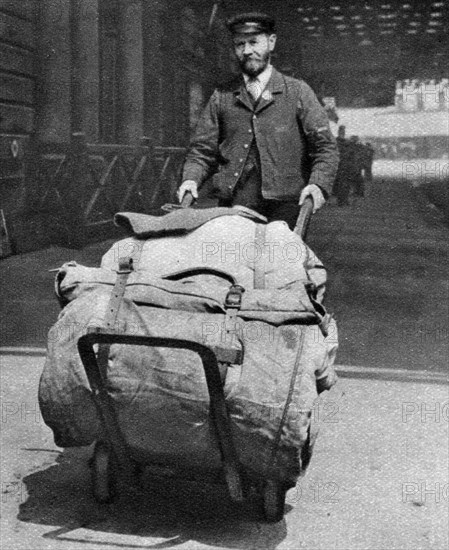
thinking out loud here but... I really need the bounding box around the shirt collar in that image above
[243,64,273,92]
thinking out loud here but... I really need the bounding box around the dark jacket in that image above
[182,68,339,200]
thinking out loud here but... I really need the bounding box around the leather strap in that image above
[254,224,267,289]
[162,266,237,286]
[97,257,133,378]
[87,257,135,476]
[305,282,331,337]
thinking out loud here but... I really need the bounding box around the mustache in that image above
[242,58,262,66]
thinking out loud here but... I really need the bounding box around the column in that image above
[142,0,164,143]
[116,0,144,145]
[35,0,71,143]
[71,0,100,142]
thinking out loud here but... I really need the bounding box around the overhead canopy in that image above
[291,1,447,46]
[218,0,449,106]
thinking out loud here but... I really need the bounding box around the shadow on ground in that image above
[18,447,288,549]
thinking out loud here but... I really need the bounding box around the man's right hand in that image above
[177,180,198,203]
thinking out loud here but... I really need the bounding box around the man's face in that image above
[233,33,276,77]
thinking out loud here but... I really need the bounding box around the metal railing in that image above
[34,133,186,247]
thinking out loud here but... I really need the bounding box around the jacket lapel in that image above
[233,77,254,112]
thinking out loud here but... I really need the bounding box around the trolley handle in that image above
[180,191,195,209]
[294,197,314,240]
[161,190,195,212]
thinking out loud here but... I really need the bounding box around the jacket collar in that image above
[233,68,285,113]
[264,68,285,94]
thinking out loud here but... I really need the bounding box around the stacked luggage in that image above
[39,204,338,522]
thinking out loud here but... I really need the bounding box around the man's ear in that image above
[268,33,277,52]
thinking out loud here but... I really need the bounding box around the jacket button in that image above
[244,144,249,148]
[248,129,252,133]
[234,172,239,177]
[239,158,243,162]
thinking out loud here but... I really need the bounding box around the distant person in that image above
[349,136,365,198]
[333,125,352,206]
[362,142,375,184]
[177,12,339,229]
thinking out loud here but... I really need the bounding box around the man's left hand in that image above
[299,184,326,213]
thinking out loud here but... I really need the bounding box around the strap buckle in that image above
[117,257,134,274]
[224,284,245,310]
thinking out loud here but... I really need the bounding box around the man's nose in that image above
[242,43,254,55]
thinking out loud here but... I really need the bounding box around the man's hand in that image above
[299,184,325,213]
[177,180,198,203]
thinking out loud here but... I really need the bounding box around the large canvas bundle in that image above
[39,210,338,487]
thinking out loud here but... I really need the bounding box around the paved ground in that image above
[1,354,448,550]
[307,174,448,372]
[1,172,448,549]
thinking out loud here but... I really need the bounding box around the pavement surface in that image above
[307,173,448,373]
[1,355,447,550]
[1,171,448,549]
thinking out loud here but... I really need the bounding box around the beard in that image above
[239,50,270,77]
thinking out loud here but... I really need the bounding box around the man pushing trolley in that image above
[178,12,339,229]
[38,12,339,525]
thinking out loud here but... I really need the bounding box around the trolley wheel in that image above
[90,441,117,503]
[262,479,287,523]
